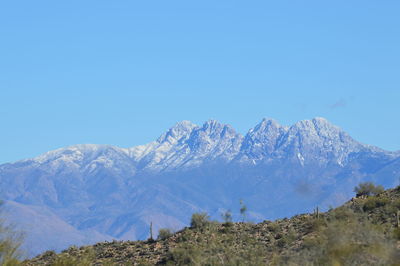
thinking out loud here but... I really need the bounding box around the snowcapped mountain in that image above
[0,117,399,257]
[127,120,243,171]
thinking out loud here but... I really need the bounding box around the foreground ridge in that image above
[25,186,400,265]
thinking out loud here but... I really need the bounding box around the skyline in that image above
[1,116,398,164]
[1,1,400,163]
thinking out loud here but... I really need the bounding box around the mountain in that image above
[0,117,399,257]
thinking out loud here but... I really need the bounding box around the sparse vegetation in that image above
[221,209,233,226]
[280,207,398,265]
[239,200,247,222]
[52,246,95,266]
[190,212,210,229]
[363,196,389,211]
[157,228,173,240]
[0,202,24,266]
[24,185,400,265]
[354,181,384,197]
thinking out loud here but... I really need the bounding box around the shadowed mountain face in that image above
[0,118,399,256]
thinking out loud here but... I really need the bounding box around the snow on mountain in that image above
[238,118,288,162]
[12,117,387,175]
[182,120,243,163]
[0,117,399,257]
[272,117,365,165]
[127,120,243,171]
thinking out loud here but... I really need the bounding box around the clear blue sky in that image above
[1,1,399,163]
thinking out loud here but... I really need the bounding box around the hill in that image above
[24,185,400,265]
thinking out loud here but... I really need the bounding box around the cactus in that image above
[150,221,154,241]
[314,206,319,219]
[240,199,247,222]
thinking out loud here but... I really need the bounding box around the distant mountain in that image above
[0,117,399,256]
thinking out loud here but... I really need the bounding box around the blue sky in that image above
[1,1,399,163]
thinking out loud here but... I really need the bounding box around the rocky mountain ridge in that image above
[0,117,399,256]
[14,117,392,173]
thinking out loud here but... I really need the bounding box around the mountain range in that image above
[1,117,399,256]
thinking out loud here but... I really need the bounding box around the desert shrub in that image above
[354,182,384,197]
[165,243,202,265]
[280,209,397,265]
[136,258,153,266]
[0,232,23,266]
[0,203,24,266]
[190,212,210,229]
[276,238,286,248]
[52,248,95,266]
[363,197,389,212]
[392,199,400,209]
[278,229,297,248]
[330,206,357,220]
[165,230,265,266]
[304,218,326,233]
[176,230,191,242]
[393,228,400,240]
[267,222,279,233]
[221,210,233,226]
[158,228,173,240]
[302,236,322,249]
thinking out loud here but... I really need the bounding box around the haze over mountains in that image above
[1,117,399,256]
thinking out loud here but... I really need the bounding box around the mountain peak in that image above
[291,117,340,132]
[157,121,198,144]
[182,120,242,161]
[261,117,278,123]
[311,117,338,128]
[175,120,197,129]
[252,118,282,132]
[33,144,114,164]
[239,118,287,160]
[275,117,363,165]
[169,120,198,133]
[312,117,329,123]
[203,119,223,130]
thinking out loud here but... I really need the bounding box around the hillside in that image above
[24,185,400,265]
[1,118,400,256]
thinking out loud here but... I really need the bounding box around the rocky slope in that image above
[24,186,400,265]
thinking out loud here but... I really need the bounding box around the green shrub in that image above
[165,229,265,266]
[221,209,233,225]
[281,210,397,265]
[190,212,210,229]
[363,197,389,212]
[276,232,296,248]
[302,236,321,249]
[330,207,354,220]
[158,228,173,240]
[52,248,95,266]
[304,218,326,233]
[0,202,24,265]
[393,228,400,240]
[392,199,400,209]
[354,182,384,197]
[267,222,279,233]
